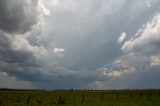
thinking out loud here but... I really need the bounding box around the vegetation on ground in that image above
[0,89,160,106]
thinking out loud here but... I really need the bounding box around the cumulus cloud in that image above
[0,0,50,34]
[112,13,160,88]
[38,0,50,17]
[1,0,160,89]
[95,13,160,89]
[11,35,48,57]
[53,48,65,57]
[118,32,126,43]
[103,70,122,78]
[0,0,38,33]
[39,0,160,89]
[99,59,134,79]
[150,55,160,66]
[0,0,50,88]
[122,14,160,54]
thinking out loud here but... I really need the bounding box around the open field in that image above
[0,89,160,106]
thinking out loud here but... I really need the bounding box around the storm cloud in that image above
[0,0,160,89]
[0,0,48,88]
[0,0,40,33]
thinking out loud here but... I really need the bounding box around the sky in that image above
[0,0,160,89]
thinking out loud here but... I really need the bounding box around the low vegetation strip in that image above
[0,89,160,106]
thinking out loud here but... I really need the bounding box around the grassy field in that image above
[0,89,160,106]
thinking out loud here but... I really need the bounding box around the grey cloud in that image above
[30,0,160,89]
[0,38,43,81]
[0,0,39,34]
[122,14,160,61]
[40,0,160,70]
[1,0,160,89]
[0,0,48,88]
[0,71,34,89]
[35,68,107,89]
[103,13,160,89]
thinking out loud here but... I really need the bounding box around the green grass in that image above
[0,89,160,106]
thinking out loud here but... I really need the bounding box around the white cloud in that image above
[103,70,122,78]
[147,0,151,7]
[53,48,65,53]
[11,35,48,57]
[38,0,50,17]
[53,48,66,57]
[150,55,160,66]
[118,32,126,43]
[0,71,8,77]
[122,14,160,53]
[100,59,134,79]
[116,13,160,86]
